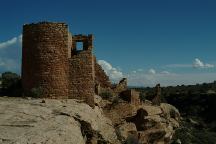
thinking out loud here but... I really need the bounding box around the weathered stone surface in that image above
[94,94,103,106]
[104,103,137,125]
[160,103,180,121]
[94,57,112,88]
[139,105,163,116]
[102,99,180,144]
[0,97,119,144]
[117,122,137,140]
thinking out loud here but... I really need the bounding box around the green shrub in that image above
[172,121,216,144]
[2,72,20,89]
[100,91,113,100]
[139,92,146,101]
[1,72,22,96]
[29,87,43,98]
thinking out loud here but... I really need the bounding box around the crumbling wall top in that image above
[23,21,67,27]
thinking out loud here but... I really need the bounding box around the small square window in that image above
[76,42,83,50]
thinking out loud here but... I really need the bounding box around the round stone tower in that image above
[22,22,69,98]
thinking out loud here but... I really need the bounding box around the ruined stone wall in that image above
[94,57,112,88]
[69,50,95,107]
[130,90,140,105]
[113,78,127,93]
[22,22,69,98]
[120,89,140,105]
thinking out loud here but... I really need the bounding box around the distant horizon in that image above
[1,70,216,88]
[0,0,216,87]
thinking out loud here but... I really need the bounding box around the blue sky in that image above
[0,0,216,87]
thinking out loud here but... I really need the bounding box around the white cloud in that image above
[165,64,191,68]
[125,69,176,87]
[193,58,214,68]
[193,58,204,67]
[126,69,216,87]
[161,71,170,75]
[0,35,22,49]
[205,63,214,68]
[98,60,112,71]
[0,58,19,71]
[148,68,156,74]
[18,35,22,43]
[98,60,216,87]
[98,60,123,82]
[0,37,17,49]
[166,58,214,69]
[96,58,216,87]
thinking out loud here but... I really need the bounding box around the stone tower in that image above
[22,22,69,98]
[22,21,112,108]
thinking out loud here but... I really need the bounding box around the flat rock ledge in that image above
[0,97,119,144]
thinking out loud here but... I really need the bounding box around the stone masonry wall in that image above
[69,50,95,107]
[94,57,112,88]
[120,89,140,105]
[113,78,127,93]
[22,22,69,98]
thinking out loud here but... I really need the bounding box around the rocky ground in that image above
[0,96,180,144]
[0,97,119,144]
[98,96,180,144]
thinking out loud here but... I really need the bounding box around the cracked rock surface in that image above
[0,97,119,144]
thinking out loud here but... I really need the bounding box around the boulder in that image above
[140,105,163,116]
[160,103,181,121]
[116,122,137,141]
